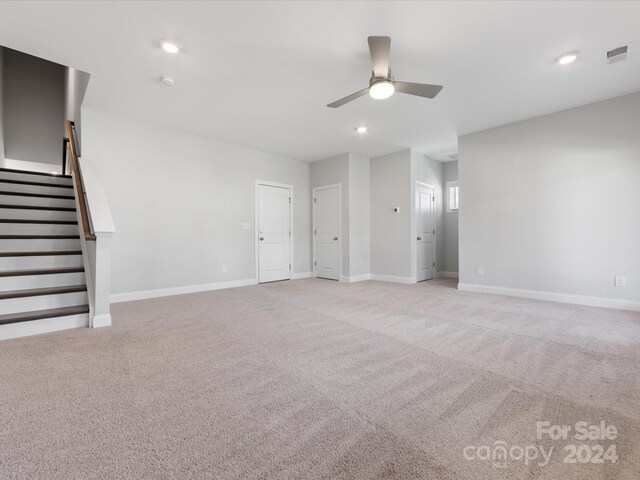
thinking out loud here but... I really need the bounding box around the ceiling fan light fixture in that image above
[369,80,395,100]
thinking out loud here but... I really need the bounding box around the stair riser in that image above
[0,170,72,187]
[0,272,86,292]
[0,208,77,222]
[0,182,74,197]
[0,255,84,270]
[0,194,76,209]
[0,313,89,341]
[0,238,81,252]
[0,291,88,315]
[0,223,80,235]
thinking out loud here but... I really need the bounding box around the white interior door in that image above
[258,184,291,283]
[314,185,340,280]
[416,183,435,282]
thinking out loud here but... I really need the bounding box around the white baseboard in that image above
[370,274,416,285]
[91,313,112,328]
[292,272,312,280]
[458,283,640,312]
[436,271,459,279]
[111,278,258,303]
[0,313,89,341]
[340,274,372,283]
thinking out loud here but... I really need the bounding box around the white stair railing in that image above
[66,120,115,328]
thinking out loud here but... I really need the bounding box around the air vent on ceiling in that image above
[607,45,628,65]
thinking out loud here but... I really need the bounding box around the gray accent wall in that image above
[370,149,413,279]
[82,108,311,296]
[3,49,65,166]
[370,149,447,281]
[459,92,640,305]
[443,161,459,273]
[348,153,370,278]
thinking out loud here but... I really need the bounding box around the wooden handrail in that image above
[65,120,96,241]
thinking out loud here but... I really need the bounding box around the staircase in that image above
[0,167,89,341]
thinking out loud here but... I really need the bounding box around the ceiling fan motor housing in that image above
[369,69,394,86]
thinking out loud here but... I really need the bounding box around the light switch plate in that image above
[476,267,484,276]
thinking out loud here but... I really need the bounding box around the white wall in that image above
[443,161,459,274]
[310,153,350,277]
[411,151,445,278]
[348,153,370,279]
[64,67,90,157]
[370,149,412,279]
[81,108,311,298]
[3,49,64,166]
[459,92,640,309]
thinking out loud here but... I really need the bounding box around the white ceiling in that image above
[0,1,639,162]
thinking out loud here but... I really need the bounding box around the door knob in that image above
[417,237,422,240]
[259,237,264,241]
[333,237,338,241]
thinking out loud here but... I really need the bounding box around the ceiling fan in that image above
[327,36,443,108]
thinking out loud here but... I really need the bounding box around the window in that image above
[446,181,459,213]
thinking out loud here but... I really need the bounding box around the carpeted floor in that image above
[0,278,639,479]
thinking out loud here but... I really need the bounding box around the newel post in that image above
[91,232,113,328]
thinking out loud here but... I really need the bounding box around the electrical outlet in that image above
[222,265,228,273]
[614,276,626,287]
[476,267,484,276]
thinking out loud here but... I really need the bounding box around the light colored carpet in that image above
[0,278,639,479]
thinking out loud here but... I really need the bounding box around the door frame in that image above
[312,183,342,281]
[255,180,294,283]
[412,181,436,282]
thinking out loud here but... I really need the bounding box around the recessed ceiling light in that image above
[161,76,175,86]
[356,126,368,134]
[50,171,59,175]
[161,40,180,54]
[556,51,579,65]
[369,80,395,100]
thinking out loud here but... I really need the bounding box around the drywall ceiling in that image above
[0,1,639,162]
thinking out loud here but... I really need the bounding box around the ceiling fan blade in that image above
[368,36,391,77]
[394,81,443,99]
[327,87,369,108]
